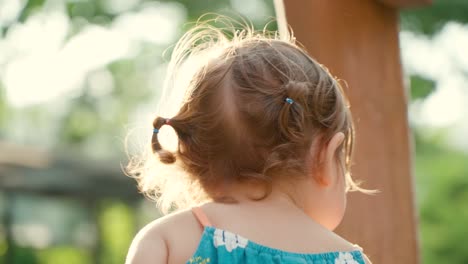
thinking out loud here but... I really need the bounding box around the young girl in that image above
[125,18,372,264]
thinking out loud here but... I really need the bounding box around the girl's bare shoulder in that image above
[126,208,203,264]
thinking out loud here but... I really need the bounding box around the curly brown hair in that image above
[127,17,365,213]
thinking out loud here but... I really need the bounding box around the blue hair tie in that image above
[285,97,294,105]
[153,128,159,134]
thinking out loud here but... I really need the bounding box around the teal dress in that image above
[188,208,365,264]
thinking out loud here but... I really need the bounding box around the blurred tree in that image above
[98,201,135,264]
[409,75,436,100]
[9,246,38,264]
[401,0,468,35]
[18,0,46,22]
[36,246,91,264]
[1,0,468,264]
[413,129,468,264]
[59,94,100,145]
[0,85,8,134]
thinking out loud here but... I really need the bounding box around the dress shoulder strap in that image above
[191,206,213,228]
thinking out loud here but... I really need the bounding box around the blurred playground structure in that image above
[1,0,468,263]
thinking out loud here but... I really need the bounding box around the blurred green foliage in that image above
[401,0,468,35]
[18,0,46,22]
[98,201,135,264]
[36,247,92,264]
[413,130,468,264]
[410,75,436,100]
[0,84,7,133]
[6,246,38,264]
[404,0,468,257]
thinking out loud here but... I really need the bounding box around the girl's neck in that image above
[217,179,313,216]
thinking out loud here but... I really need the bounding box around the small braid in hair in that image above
[278,81,310,142]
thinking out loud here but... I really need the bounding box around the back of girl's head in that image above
[127,17,361,213]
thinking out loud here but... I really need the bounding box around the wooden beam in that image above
[0,141,52,169]
[280,0,419,263]
[0,142,139,200]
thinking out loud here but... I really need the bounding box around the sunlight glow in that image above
[0,0,26,27]
[13,224,52,249]
[1,2,186,107]
[420,78,465,127]
[112,2,185,45]
[400,22,468,129]
[3,25,133,106]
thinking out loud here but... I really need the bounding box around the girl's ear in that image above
[313,132,345,187]
[326,132,345,163]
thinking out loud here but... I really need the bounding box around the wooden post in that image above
[278,0,429,263]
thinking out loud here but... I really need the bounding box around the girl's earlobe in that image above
[317,176,330,187]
